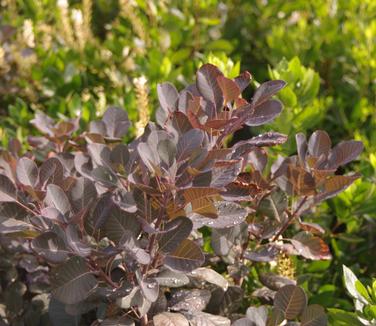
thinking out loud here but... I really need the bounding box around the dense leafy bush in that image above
[0,64,363,324]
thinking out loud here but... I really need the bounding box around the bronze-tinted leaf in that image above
[217,75,241,103]
[328,140,363,168]
[315,174,359,203]
[234,71,252,92]
[165,239,204,272]
[196,63,224,109]
[291,232,331,260]
[274,285,307,320]
[301,304,328,326]
[296,133,308,164]
[266,307,285,326]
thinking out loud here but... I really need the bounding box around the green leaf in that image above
[343,265,368,304]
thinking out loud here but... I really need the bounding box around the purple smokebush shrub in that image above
[0,64,362,325]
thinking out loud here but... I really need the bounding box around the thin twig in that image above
[272,196,308,241]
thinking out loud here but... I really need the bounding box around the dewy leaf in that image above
[190,267,228,290]
[51,256,98,305]
[308,130,331,158]
[157,82,179,113]
[190,202,248,229]
[184,311,231,326]
[165,239,205,272]
[16,157,38,187]
[0,174,17,202]
[196,63,224,109]
[291,232,332,260]
[274,285,307,320]
[45,184,72,219]
[252,80,286,107]
[31,231,69,263]
[301,304,328,326]
[169,289,211,312]
[155,269,190,288]
[158,217,193,254]
[102,107,131,139]
[153,312,189,326]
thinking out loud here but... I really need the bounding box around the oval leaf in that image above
[51,256,98,305]
[165,239,205,272]
[274,285,307,320]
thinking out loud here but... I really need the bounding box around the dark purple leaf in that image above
[196,64,224,109]
[260,273,296,291]
[0,174,17,202]
[308,130,331,158]
[16,157,38,187]
[273,285,307,320]
[177,129,205,162]
[301,304,328,326]
[103,205,140,243]
[246,100,283,126]
[45,184,71,219]
[39,157,64,188]
[252,80,286,107]
[165,239,204,272]
[159,217,193,254]
[31,232,69,263]
[244,246,280,263]
[102,107,131,139]
[51,256,98,304]
[234,71,252,92]
[328,140,363,168]
[157,82,179,113]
